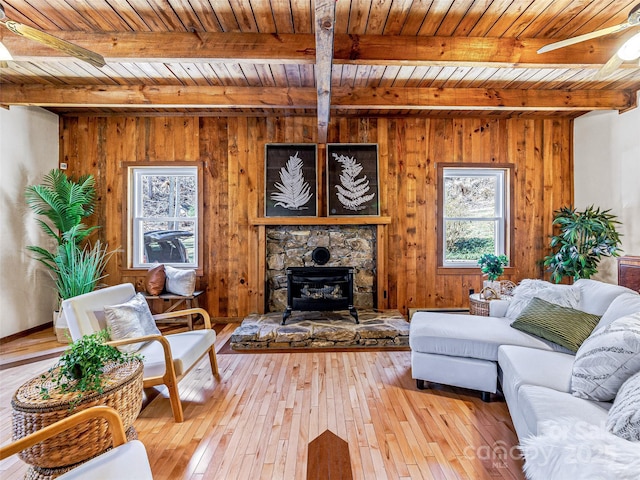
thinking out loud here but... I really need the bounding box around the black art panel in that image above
[327,144,379,216]
[265,144,318,217]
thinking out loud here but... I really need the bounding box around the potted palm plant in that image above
[25,169,115,342]
[543,205,622,283]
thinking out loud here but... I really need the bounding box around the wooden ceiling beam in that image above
[1,85,635,111]
[0,30,631,67]
[314,0,336,144]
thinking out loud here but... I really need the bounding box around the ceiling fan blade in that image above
[537,22,631,54]
[1,20,105,68]
[593,53,624,80]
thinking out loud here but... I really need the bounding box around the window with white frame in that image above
[129,166,199,268]
[441,167,509,267]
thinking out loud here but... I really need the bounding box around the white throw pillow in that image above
[595,292,640,332]
[607,371,640,441]
[571,313,640,402]
[505,279,581,319]
[104,292,161,353]
[164,265,197,296]
[520,418,640,480]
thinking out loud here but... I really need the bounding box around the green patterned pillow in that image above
[510,297,601,352]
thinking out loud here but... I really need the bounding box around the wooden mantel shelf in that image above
[249,216,391,226]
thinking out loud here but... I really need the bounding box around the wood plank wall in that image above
[60,116,573,318]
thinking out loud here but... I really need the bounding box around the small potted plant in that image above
[12,330,143,470]
[39,329,141,407]
[477,253,509,297]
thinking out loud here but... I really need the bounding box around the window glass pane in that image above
[444,175,497,218]
[140,221,196,265]
[131,166,198,268]
[140,174,197,218]
[445,220,497,261]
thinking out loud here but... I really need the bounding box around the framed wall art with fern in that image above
[265,144,318,217]
[327,144,379,216]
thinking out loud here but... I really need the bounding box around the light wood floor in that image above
[0,325,525,479]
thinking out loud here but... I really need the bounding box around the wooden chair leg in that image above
[164,374,184,423]
[208,348,219,376]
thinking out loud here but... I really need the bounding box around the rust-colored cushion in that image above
[145,264,166,295]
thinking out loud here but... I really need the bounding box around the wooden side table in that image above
[141,290,204,330]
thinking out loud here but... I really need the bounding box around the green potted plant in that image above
[477,253,509,297]
[39,329,141,406]
[543,205,622,283]
[12,330,143,470]
[25,169,115,342]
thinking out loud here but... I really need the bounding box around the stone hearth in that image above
[230,310,409,350]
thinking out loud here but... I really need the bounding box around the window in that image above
[440,166,510,267]
[129,165,200,269]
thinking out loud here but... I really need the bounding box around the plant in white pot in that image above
[477,253,509,298]
[25,169,115,342]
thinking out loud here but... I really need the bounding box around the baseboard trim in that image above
[0,322,53,345]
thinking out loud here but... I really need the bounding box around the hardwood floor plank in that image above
[0,325,524,479]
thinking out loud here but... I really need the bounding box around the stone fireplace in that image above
[266,225,376,312]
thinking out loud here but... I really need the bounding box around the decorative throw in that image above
[606,371,640,441]
[145,263,166,295]
[510,297,600,353]
[164,265,197,296]
[571,313,640,402]
[520,418,640,480]
[104,292,161,353]
[506,279,581,319]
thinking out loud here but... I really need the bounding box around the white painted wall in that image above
[574,95,640,284]
[0,106,59,337]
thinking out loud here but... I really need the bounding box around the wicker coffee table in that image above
[11,360,143,480]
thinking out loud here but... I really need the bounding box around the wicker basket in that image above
[11,359,143,469]
[469,294,491,316]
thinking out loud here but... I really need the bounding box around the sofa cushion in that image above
[607,371,640,441]
[510,297,600,353]
[571,313,640,402]
[596,292,640,332]
[138,329,216,378]
[517,385,611,439]
[409,312,572,362]
[505,279,581,319]
[520,417,640,480]
[498,345,574,405]
[574,278,637,316]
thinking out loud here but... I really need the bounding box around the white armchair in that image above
[0,406,153,479]
[61,283,219,423]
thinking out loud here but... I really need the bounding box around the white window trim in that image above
[129,166,199,269]
[442,167,508,268]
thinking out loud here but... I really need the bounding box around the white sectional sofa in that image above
[409,279,640,439]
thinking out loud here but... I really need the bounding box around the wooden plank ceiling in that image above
[1,0,639,126]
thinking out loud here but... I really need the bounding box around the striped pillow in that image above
[607,371,640,441]
[571,313,640,402]
[510,297,600,353]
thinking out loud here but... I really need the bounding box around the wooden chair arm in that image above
[0,406,127,460]
[106,334,171,350]
[152,308,212,329]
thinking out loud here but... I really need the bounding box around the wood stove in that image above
[282,266,358,324]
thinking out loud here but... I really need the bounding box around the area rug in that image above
[223,309,409,353]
